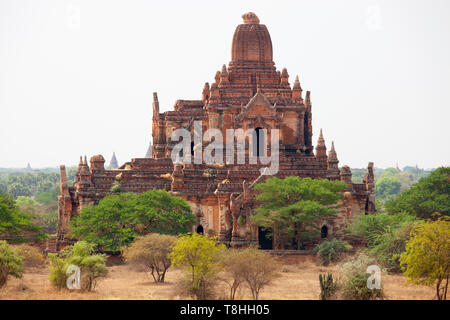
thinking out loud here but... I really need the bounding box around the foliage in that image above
[48,241,108,291]
[340,253,384,300]
[313,238,352,266]
[0,240,23,288]
[169,233,225,300]
[236,247,281,300]
[385,167,450,218]
[123,233,176,283]
[0,193,47,241]
[319,273,338,300]
[375,176,401,200]
[369,222,415,272]
[399,218,450,300]
[349,212,418,247]
[70,190,195,252]
[15,244,45,268]
[251,177,346,249]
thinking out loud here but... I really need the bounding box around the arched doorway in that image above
[196,225,204,235]
[321,225,328,238]
[258,227,273,249]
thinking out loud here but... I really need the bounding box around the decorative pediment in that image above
[236,89,277,123]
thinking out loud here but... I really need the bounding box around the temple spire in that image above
[327,141,340,180]
[145,141,152,158]
[292,75,303,103]
[315,129,327,160]
[108,152,118,169]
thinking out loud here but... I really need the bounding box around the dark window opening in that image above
[321,225,328,238]
[253,127,265,158]
[191,141,194,156]
[196,225,204,234]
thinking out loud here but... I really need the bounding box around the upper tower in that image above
[231,12,273,65]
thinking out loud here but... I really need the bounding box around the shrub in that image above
[349,212,418,247]
[15,244,45,268]
[123,233,176,283]
[340,253,384,300]
[313,238,352,265]
[0,241,23,288]
[48,241,108,291]
[369,222,415,272]
[48,253,67,289]
[399,218,450,300]
[170,233,225,300]
[319,273,338,300]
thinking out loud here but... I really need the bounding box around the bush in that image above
[340,253,384,300]
[319,273,338,300]
[349,212,418,247]
[123,233,176,283]
[313,238,352,265]
[0,241,23,288]
[170,233,225,300]
[48,241,108,291]
[369,222,415,272]
[15,244,45,268]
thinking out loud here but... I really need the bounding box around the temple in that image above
[57,12,375,250]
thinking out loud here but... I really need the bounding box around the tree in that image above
[399,218,450,300]
[0,240,23,288]
[237,247,280,300]
[123,233,176,283]
[375,176,401,199]
[169,233,225,300]
[0,193,46,241]
[48,241,108,291]
[251,177,346,249]
[216,249,247,300]
[70,190,195,252]
[386,167,450,219]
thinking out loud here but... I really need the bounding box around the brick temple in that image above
[57,12,375,250]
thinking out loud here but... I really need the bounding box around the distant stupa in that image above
[26,163,32,171]
[108,152,119,169]
[145,141,152,158]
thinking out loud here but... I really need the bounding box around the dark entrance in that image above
[321,225,328,238]
[196,225,204,235]
[258,227,273,249]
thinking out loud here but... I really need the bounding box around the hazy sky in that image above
[1,0,449,169]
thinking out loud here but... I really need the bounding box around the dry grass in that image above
[0,254,434,300]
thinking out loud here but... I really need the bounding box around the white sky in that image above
[0,0,449,169]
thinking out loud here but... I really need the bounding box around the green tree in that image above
[375,176,401,199]
[386,167,450,218]
[399,218,450,300]
[169,233,225,300]
[0,193,46,241]
[70,190,195,252]
[0,240,24,288]
[251,177,346,249]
